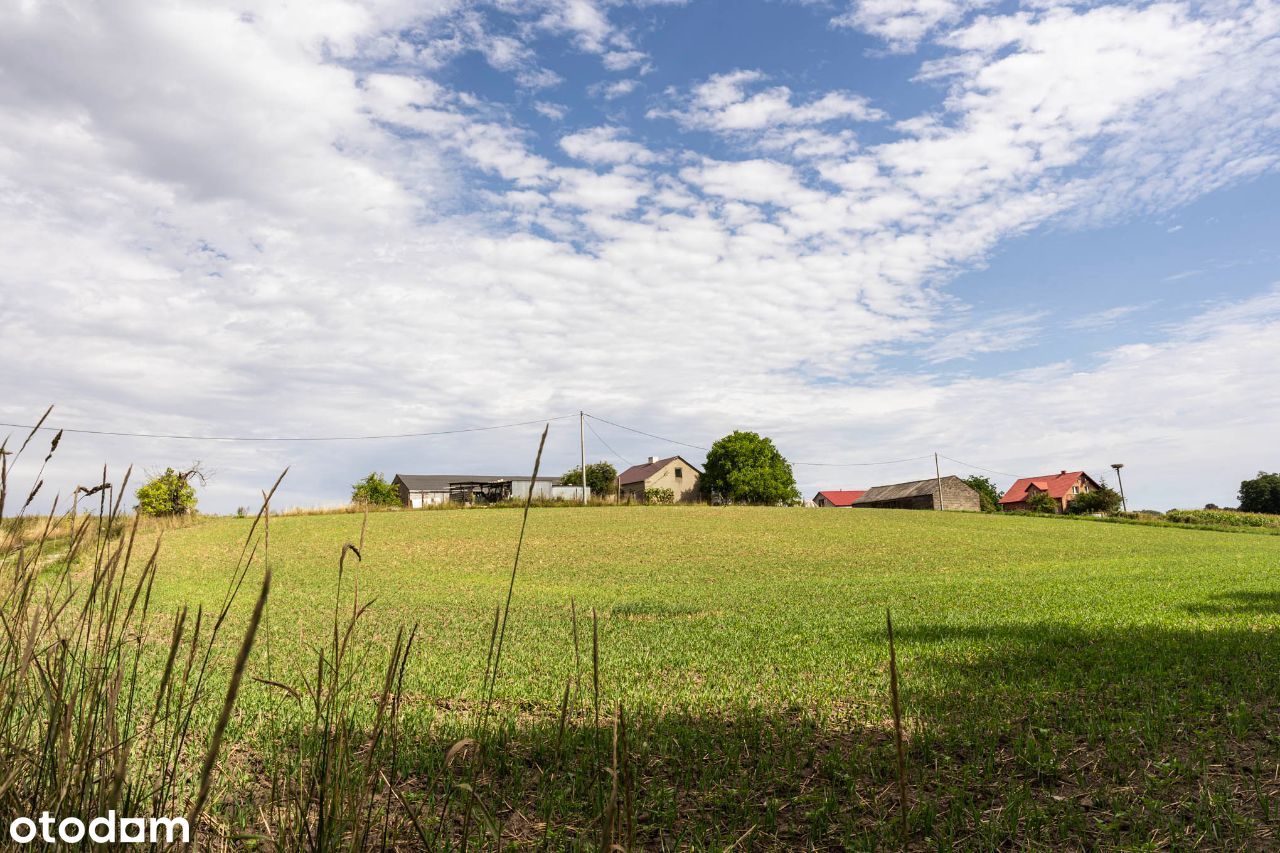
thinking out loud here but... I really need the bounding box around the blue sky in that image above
[1,0,1278,512]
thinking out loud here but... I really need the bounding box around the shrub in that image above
[135,467,200,516]
[962,475,1001,512]
[1166,508,1280,529]
[351,472,400,507]
[1238,472,1280,514]
[646,487,674,505]
[1025,492,1059,514]
[1066,483,1123,515]
[702,431,800,505]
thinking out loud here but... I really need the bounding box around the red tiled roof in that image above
[1000,471,1090,504]
[814,490,866,506]
[617,456,697,485]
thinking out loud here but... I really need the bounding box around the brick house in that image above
[999,470,1102,513]
[617,456,701,502]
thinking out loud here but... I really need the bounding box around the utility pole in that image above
[580,411,588,506]
[1111,463,1127,512]
[934,452,945,511]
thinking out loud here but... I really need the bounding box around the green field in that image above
[129,505,1280,848]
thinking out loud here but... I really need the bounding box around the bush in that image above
[1066,483,1123,515]
[1166,508,1280,529]
[1025,492,1059,514]
[135,468,199,516]
[962,475,1001,512]
[646,487,674,505]
[351,472,400,507]
[702,431,800,505]
[1238,472,1280,514]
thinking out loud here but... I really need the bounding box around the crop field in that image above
[88,503,1280,848]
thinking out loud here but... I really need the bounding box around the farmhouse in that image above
[391,474,583,508]
[617,456,702,502]
[853,476,980,511]
[1000,470,1101,513]
[812,490,866,507]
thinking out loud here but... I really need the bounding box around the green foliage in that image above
[1066,482,1124,515]
[135,468,198,516]
[351,472,400,507]
[559,461,619,497]
[1238,471,1280,514]
[646,487,674,505]
[1167,508,1280,529]
[962,475,1001,512]
[1024,491,1059,514]
[702,431,800,505]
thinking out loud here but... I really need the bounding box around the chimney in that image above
[1060,470,1067,475]
[648,456,658,464]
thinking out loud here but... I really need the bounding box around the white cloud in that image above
[591,78,639,99]
[2,0,1279,517]
[831,0,994,51]
[560,126,658,164]
[652,69,885,134]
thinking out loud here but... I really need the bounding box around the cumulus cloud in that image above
[2,0,1280,515]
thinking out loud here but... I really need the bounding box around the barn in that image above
[812,490,866,507]
[853,476,980,511]
[391,474,582,507]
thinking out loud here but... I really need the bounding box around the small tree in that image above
[962,475,1001,512]
[702,431,800,505]
[1024,491,1059,514]
[352,472,400,507]
[1066,482,1124,515]
[559,461,619,498]
[1238,472,1280,514]
[136,466,204,516]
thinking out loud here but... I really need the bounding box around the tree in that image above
[351,472,400,507]
[1024,491,1059,514]
[702,431,800,505]
[559,461,618,497]
[1238,472,1280,514]
[1066,482,1123,515]
[136,465,204,516]
[962,475,1001,512]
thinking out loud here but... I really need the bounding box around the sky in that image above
[1,0,1278,514]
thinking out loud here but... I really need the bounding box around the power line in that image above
[0,414,577,443]
[584,413,710,452]
[938,454,1020,479]
[585,419,633,467]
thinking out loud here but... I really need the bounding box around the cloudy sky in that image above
[2,0,1278,513]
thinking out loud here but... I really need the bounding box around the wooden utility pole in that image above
[934,452,945,511]
[580,411,588,506]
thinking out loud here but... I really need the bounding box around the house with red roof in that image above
[1000,470,1102,513]
[812,490,866,507]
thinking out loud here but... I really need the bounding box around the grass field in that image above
[107,503,1280,848]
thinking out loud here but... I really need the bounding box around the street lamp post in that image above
[1110,463,1127,512]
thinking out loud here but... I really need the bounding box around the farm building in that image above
[813,490,866,507]
[853,476,980,511]
[617,456,702,502]
[391,474,583,507]
[1000,470,1101,513]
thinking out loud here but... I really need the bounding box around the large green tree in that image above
[962,475,1001,512]
[702,431,800,505]
[559,461,618,497]
[1066,482,1124,515]
[351,472,400,507]
[1238,471,1280,514]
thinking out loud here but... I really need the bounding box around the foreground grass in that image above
[118,505,1280,848]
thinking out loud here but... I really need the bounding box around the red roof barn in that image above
[1000,471,1101,513]
[812,490,866,507]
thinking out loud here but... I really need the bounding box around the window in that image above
[675,467,683,478]
[1072,485,1079,494]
